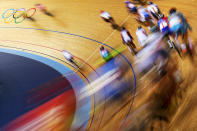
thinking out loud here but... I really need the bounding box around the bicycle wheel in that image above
[26,8,36,18]
[1,8,15,19]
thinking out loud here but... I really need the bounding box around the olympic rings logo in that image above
[1,8,36,24]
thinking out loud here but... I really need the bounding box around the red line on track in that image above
[0,39,99,76]
[1,39,105,130]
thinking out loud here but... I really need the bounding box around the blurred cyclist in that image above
[147,1,162,20]
[100,10,120,30]
[137,6,150,22]
[62,50,79,68]
[121,27,138,55]
[135,6,155,28]
[167,8,192,53]
[100,10,114,23]
[136,26,148,47]
[100,46,112,61]
[35,3,54,16]
[124,1,137,14]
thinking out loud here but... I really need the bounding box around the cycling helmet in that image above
[100,46,104,51]
[169,8,176,14]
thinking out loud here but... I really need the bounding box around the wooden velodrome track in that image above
[0,0,197,130]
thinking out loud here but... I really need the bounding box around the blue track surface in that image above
[0,48,90,129]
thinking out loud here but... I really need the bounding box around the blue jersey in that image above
[144,12,150,19]
[168,12,189,35]
[100,50,109,58]
[138,7,150,20]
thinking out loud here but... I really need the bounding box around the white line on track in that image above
[76,15,131,71]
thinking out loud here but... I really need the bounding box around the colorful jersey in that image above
[121,29,133,44]
[100,49,109,58]
[138,7,150,21]
[168,13,183,33]
[167,12,191,36]
[157,17,169,33]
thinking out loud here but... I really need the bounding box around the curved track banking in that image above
[0,48,79,130]
[0,0,196,130]
[0,26,137,130]
[0,39,98,130]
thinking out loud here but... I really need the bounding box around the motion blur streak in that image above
[79,68,120,100]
